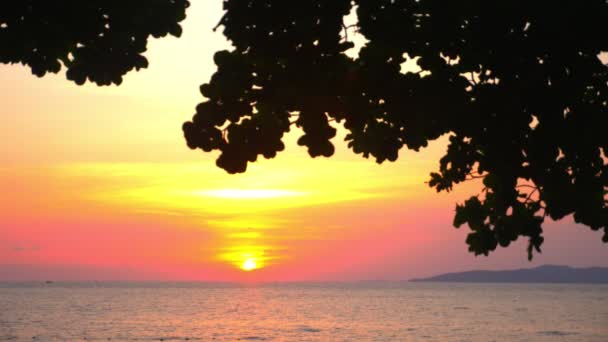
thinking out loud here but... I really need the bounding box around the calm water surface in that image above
[1,282,607,341]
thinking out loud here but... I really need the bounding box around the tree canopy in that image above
[3,0,608,259]
[0,0,189,85]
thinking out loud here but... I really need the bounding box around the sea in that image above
[1,282,607,341]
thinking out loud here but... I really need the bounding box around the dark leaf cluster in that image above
[0,0,189,85]
[184,0,608,258]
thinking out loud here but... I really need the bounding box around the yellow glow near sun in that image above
[60,161,400,218]
[242,258,258,271]
[218,245,273,270]
[54,160,430,270]
[198,189,305,200]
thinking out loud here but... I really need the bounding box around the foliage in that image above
[0,0,189,85]
[3,0,607,258]
[183,0,608,259]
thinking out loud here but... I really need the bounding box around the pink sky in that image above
[1,1,607,282]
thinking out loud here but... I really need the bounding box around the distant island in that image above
[410,265,608,284]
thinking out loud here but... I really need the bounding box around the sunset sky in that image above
[1,1,607,282]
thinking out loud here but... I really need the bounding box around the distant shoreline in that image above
[410,265,608,284]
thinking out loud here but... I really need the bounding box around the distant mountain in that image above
[410,265,608,284]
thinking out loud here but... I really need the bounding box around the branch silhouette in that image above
[0,0,189,85]
[182,0,608,259]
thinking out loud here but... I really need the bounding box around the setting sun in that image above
[242,259,258,271]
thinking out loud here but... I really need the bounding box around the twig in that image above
[213,14,227,32]
[342,23,349,42]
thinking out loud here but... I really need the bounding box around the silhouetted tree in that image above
[183,0,608,259]
[4,1,607,259]
[0,0,189,85]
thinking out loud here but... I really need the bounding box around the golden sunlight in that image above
[218,245,273,270]
[241,258,258,271]
[198,189,305,200]
[52,161,427,270]
[59,161,409,217]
